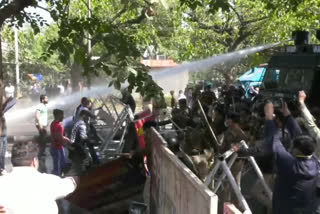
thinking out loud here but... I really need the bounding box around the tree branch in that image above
[111,8,127,23]
[80,0,93,15]
[120,10,147,26]
[243,16,268,25]
[0,0,36,25]
[228,3,244,26]
[64,0,71,19]
[188,14,223,34]
[36,5,50,13]
[229,30,253,52]
[215,38,229,47]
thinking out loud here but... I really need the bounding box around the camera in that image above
[271,97,284,109]
[253,92,300,118]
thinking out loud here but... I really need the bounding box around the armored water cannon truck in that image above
[259,30,320,109]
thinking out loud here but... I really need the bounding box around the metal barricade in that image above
[128,201,147,214]
[93,96,133,160]
[204,140,273,214]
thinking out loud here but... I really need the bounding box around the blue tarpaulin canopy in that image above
[238,67,266,82]
[27,73,43,82]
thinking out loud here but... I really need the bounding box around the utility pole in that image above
[88,0,92,54]
[14,27,19,98]
[87,0,92,89]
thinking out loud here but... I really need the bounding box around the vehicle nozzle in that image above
[292,31,311,45]
[316,30,320,41]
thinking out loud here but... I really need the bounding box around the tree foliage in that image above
[161,0,320,83]
[2,25,68,92]
[41,0,163,98]
[1,0,320,98]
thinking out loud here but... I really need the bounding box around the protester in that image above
[63,79,72,95]
[264,101,319,214]
[178,90,186,101]
[30,82,41,95]
[4,82,14,98]
[233,103,299,212]
[35,94,49,173]
[57,83,65,94]
[62,97,90,138]
[0,114,7,176]
[201,83,217,106]
[50,109,71,176]
[170,90,176,108]
[73,97,90,122]
[247,86,259,101]
[69,109,93,175]
[186,88,194,109]
[221,112,248,207]
[121,88,136,113]
[171,98,193,130]
[86,101,101,165]
[299,91,320,154]
[200,84,217,120]
[0,141,78,214]
[0,97,17,176]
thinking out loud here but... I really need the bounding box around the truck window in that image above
[263,67,314,91]
[263,68,280,89]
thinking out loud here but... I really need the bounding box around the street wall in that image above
[149,128,218,214]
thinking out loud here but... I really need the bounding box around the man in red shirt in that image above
[50,109,71,176]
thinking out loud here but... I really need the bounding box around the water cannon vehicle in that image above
[257,30,320,110]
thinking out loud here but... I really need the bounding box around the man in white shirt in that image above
[4,83,14,98]
[178,90,186,101]
[35,94,49,172]
[0,141,78,214]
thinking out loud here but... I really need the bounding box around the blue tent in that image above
[238,67,266,82]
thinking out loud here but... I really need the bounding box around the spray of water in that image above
[152,42,280,79]
[6,86,116,123]
[150,42,280,94]
[6,42,280,123]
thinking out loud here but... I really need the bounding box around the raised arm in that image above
[299,91,320,142]
[264,102,295,171]
[285,115,302,139]
[281,102,302,139]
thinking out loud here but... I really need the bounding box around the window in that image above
[263,67,314,91]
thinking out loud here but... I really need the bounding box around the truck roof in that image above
[269,54,320,68]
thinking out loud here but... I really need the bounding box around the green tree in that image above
[0,0,165,105]
[43,0,163,98]
[2,25,68,95]
[0,0,45,135]
[163,0,320,83]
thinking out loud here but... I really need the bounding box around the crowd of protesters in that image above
[162,81,320,214]
[0,92,99,213]
[2,78,320,214]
